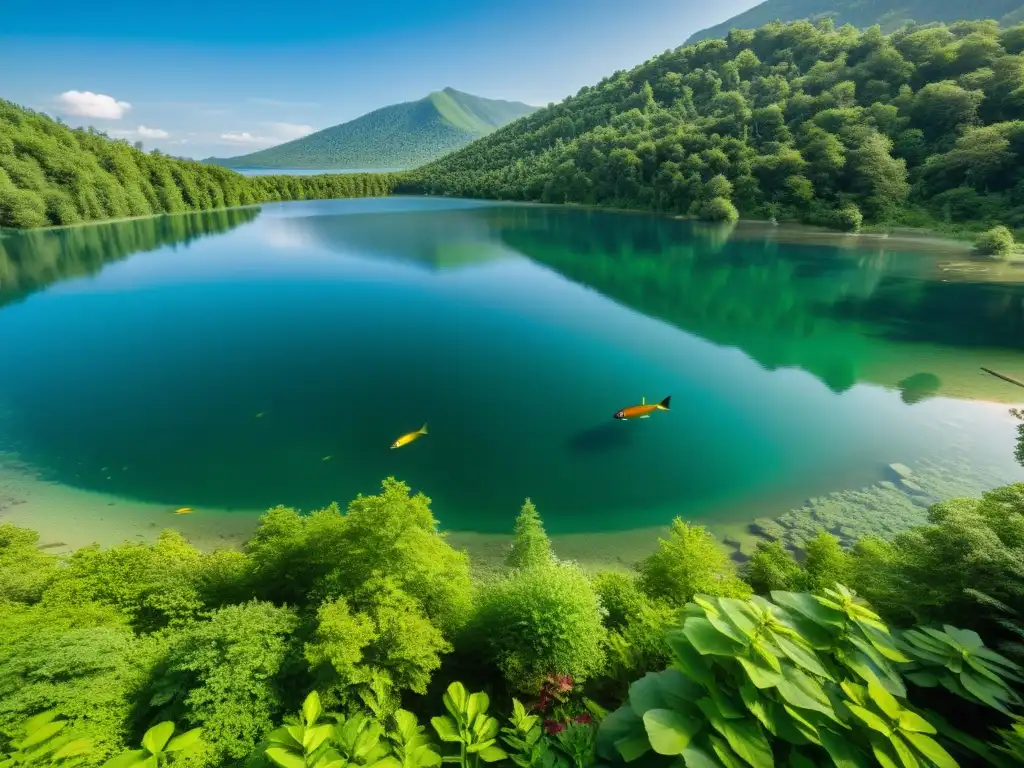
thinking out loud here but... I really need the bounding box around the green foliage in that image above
[637,519,751,606]
[430,683,507,768]
[143,601,299,766]
[101,722,203,768]
[206,89,537,171]
[403,20,1024,232]
[0,525,58,604]
[974,224,1017,257]
[0,711,92,768]
[246,478,473,635]
[0,98,400,230]
[591,573,649,632]
[743,542,804,595]
[470,563,607,693]
[597,585,1014,767]
[1014,408,1024,467]
[506,499,555,570]
[686,0,1023,43]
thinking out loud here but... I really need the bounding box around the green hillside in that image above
[401,19,1024,236]
[204,88,539,171]
[0,98,400,229]
[687,0,1024,43]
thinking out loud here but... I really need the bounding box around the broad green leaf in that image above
[165,728,203,753]
[684,618,744,656]
[680,739,723,768]
[708,734,746,768]
[667,632,715,688]
[467,692,489,725]
[642,709,703,756]
[19,722,66,749]
[770,592,843,626]
[960,670,1012,714]
[862,626,912,663]
[867,678,901,720]
[266,747,308,768]
[628,672,667,716]
[775,635,831,680]
[286,725,307,751]
[365,758,402,768]
[304,724,334,754]
[896,711,934,735]
[443,683,468,721]
[887,734,921,768]
[101,749,148,768]
[965,655,1014,686]
[614,735,651,762]
[847,705,891,737]
[267,727,304,750]
[477,746,508,763]
[51,738,92,759]
[467,740,496,754]
[711,716,773,768]
[818,729,869,768]
[788,749,817,768]
[657,667,706,710]
[737,656,783,689]
[739,679,771,731]
[430,717,461,743]
[23,711,60,734]
[597,705,644,762]
[511,699,526,721]
[902,732,958,768]
[303,692,323,726]
[904,670,939,687]
[707,685,745,720]
[868,735,901,768]
[781,707,820,744]
[718,598,760,639]
[142,722,175,756]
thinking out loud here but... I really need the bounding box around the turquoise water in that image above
[0,198,1022,535]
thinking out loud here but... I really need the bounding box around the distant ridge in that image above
[686,0,1024,43]
[204,88,539,171]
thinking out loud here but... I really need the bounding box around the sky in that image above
[0,0,758,160]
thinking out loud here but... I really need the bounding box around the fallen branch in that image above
[981,367,1024,390]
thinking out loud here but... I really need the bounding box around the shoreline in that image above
[0,193,1013,260]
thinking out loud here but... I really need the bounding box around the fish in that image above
[392,423,428,449]
[614,395,671,420]
[255,412,265,418]
[322,455,333,461]
[174,507,194,515]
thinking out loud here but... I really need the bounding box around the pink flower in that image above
[574,714,593,725]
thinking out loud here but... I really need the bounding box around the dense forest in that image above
[2,472,1024,768]
[0,99,400,229]
[401,19,1024,243]
[687,0,1024,44]
[204,89,539,171]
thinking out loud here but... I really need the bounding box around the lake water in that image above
[0,198,1022,554]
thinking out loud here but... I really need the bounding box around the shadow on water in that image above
[566,421,635,455]
[0,207,262,309]
[897,373,942,405]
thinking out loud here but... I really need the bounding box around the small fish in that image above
[392,423,428,449]
[255,412,265,419]
[322,455,333,462]
[614,395,672,420]
[174,507,194,515]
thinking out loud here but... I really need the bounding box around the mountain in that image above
[401,19,1024,234]
[204,88,539,171]
[687,0,1024,43]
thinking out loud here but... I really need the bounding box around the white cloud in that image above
[111,125,170,140]
[169,139,189,145]
[248,97,320,108]
[219,131,272,145]
[57,90,131,119]
[266,122,315,140]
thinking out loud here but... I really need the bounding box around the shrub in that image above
[832,202,863,232]
[637,519,751,606]
[698,196,739,222]
[974,225,1015,258]
[743,540,803,594]
[591,572,649,631]
[470,563,607,693]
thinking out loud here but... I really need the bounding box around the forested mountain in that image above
[0,99,400,229]
[687,0,1024,43]
[401,19,1024,234]
[204,88,539,171]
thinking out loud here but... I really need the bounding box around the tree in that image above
[506,499,555,569]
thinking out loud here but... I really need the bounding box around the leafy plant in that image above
[500,700,557,768]
[430,683,508,768]
[386,711,441,768]
[596,586,1012,767]
[0,711,92,768]
[101,722,203,768]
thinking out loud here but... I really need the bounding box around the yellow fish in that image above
[391,423,428,449]
[174,507,194,515]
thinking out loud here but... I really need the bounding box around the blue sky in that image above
[0,0,757,160]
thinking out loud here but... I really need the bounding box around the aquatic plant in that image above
[0,711,92,768]
[506,499,555,570]
[430,683,507,768]
[596,585,1021,767]
[101,722,203,768]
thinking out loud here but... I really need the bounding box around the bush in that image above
[470,563,607,693]
[697,196,739,222]
[637,519,751,605]
[974,225,1016,258]
[832,202,863,232]
[591,571,649,630]
[506,498,555,570]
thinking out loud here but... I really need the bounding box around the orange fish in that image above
[174,507,194,515]
[614,395,671,420]
[391,423,428,449]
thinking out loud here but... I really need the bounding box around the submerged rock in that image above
[750,517,785,540]
[888,462,913,480]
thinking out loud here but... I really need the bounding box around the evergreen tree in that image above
[506,498,554,569]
